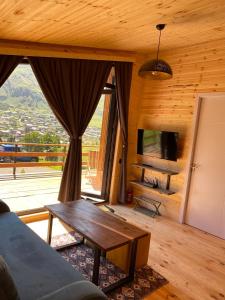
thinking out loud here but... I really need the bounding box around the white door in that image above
[185,94,225,239]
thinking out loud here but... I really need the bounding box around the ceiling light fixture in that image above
[139,24,172,80]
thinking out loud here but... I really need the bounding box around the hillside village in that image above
[0,105,101,144]
[0,64,103,145]
[0,105,68,143]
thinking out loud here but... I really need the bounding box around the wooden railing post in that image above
[13,143,17,179]
[62,146,66,172]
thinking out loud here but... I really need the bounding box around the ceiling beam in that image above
[0,39,136,62]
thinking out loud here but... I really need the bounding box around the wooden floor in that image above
[111,205,225,300]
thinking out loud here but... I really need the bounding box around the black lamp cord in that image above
[156,29,162,63]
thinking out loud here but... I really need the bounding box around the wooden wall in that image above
[127,38,225,221]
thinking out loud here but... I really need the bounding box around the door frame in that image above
[179,92,225,223]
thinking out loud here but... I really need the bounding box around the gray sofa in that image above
[0,200,107,300]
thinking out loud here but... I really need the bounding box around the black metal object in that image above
[92,247,101,285]
[128,239,138,281]
[104,82,116,90]
[104,205,115,213]
[102,239,138,293]
[166,174,171,190]
[134,196,161,217]
[54,239,84,251]
[13,144,18,179]
[156,24,166,31]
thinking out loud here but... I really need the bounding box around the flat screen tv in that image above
[137,129,178,161]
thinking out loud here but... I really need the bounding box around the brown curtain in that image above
[0,55,22,87]
[115,62,133,203]
[29,57,112,201]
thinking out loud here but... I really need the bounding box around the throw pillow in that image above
[0,200,10,214]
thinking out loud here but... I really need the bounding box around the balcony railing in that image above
[0,142,99,179]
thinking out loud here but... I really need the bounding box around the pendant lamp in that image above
[139,24,172,80]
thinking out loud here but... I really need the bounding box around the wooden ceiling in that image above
[1,0,225,53]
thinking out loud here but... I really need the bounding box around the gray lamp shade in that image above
[139,59,172,80]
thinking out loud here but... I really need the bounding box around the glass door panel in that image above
[81,93,111,195]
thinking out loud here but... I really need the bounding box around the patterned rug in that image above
[51,232,168,300]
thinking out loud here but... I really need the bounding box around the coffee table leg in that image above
[102,240,138,293]
[129,239,138,281]
[92,247,101,285]
[47,213,53,245]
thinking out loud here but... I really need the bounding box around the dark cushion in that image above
[0,213,85,300]
[0,200,10,213]
[0,256,20,300]
[38,281,107,300]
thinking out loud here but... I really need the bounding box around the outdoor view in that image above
[0,64,110,213]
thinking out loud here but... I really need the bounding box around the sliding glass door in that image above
[81,75,117,200]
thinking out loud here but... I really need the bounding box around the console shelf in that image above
[130,180,175,195]
[131,163,178,191]
[130,163,178,217]
[132,163,178,175]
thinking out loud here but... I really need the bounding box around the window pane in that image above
[81,93,111,195]
[0,64,68,212]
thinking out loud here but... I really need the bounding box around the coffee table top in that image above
[46,200,148,251]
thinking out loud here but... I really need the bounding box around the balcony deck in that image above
[0,142,103,213]
[0,171,100,213]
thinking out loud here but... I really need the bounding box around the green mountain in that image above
[0,64,105,117]
[0,64,47,111]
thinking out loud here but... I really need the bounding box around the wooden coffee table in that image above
[45,200,150,292]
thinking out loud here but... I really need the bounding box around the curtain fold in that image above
[29,57,113,201]
[115,62,133,204]
[0,55,22,87]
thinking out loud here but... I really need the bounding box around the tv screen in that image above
[137,129,178,161]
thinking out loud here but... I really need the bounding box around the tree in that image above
[22,131,62,161]
[42,132,60,148]
[42,132,61,161]
[22,131,43,151]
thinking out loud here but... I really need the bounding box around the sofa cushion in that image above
[39,281,107,300]
[0,256,20,300]
[0,200,10,213]
[0,212,85,300]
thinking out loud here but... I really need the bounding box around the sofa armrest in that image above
[0,256,20,300]
[0,200,10,213]
[38,280,107,300]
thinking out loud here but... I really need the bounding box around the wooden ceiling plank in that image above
[0,0,225,52]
